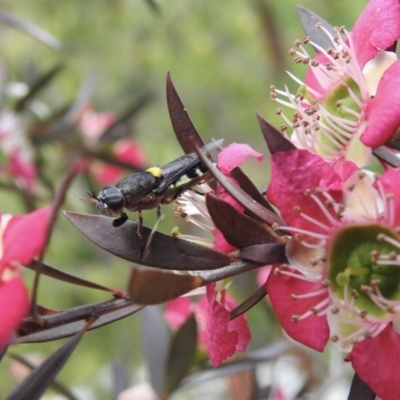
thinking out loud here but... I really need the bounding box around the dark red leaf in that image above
[229,286,268,320]
[194,149,285,227]
[8,322,88,400]
[257,113,295,154]
[166,72,204,154]
[165,314,197,394]
[237,243,288,264]
[7,353,78,400]
[63,212,232,270]
[128,269,203,305]
[229,166,277,214]
[27,260,122,295]
[206,193,279,247]
[347,373,375,400]
[19,299,142,343]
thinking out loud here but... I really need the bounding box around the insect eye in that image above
[101,186,124,212]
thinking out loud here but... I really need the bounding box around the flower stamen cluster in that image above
[270,24,375,167]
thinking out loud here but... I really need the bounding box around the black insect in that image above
[89,140,222,229]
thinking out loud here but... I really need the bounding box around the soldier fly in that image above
[89,140,222,230]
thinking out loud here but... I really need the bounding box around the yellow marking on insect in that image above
[146,166,163,178]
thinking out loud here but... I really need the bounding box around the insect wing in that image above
[154,139,222,193]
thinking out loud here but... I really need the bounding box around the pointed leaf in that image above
[257,113,295,154]
[237,243,288,264]
[230,166,277,214]
[128,269,203,305]
[194,148,285,227]
[8,325,87,400]
[27,260,123,295]
[348,373,375,400]
[206,193,279,247]
[201,259,262,285]
[7,353,79,400]
[15,63,64,112]
[166,72,204,153]
[63,212,231,270]
[19,299,142,343]
[296,6,335,52]
[141,306,169,398]
[165,314,197,395]
[229,286,268,320]
[373,146,400,167]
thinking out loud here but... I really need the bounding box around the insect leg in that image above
[137,210,145,256]
[112,212,128,227]
[143,212,163,260]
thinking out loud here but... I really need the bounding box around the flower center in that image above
[328,223,400,318]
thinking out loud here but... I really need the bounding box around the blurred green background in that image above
[0,0,366,398]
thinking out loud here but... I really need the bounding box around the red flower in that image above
[0,110,37,191]
[271,0,400,168]
[0,207,51,348]
[164,283,251,367]
[78,108,147,185]
[266,148,400,399]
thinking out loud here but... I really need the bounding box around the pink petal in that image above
[347,324,400,400]
[206,284,239,366]
[256,265,273,287]
[1,207,51,271]
[224,294,251,352]
[0,278,29,348]
[377,168,400,226]
[213,229,238,254]
[351,0,400,68]
[267,150,343,233]
[266,265,330,352]
[164,297,192,330]
[361,61,400,148]
[196,295,209,349]
[113,138,147,169]
[304,52,330,99]
[218,143,263,175]
[79,110,115,138]
[331,159,359,182]
[8,151,37,192]
[89,160,124,186]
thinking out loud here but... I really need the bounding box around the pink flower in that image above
[176,143,263,253]
[271,0,400,168]
[167,143,264,366]
[266,148,400,400]
[206,283,250,366]
[164,284,251,367]
[78,108,147,185]
[0,110,37,191]
[0,207,51,348]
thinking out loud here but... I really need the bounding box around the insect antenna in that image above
[80,191,98,203]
